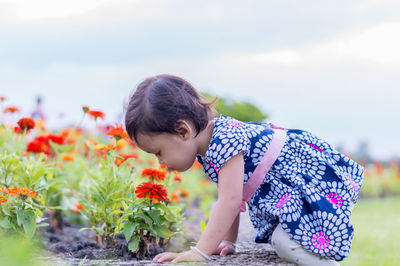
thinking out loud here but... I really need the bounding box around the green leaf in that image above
[32,167,45,185]
[135,213,153,227]
[16,209,24,226]
[123,222,137,242]
[0,217,11,229]
[128,234,140,253]
[152,224,173,238]
[49,141,75,153]
[21,211,36,239]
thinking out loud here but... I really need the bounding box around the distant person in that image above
[124,74,364,265]
[31,96,46,121]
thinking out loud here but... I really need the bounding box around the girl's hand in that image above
[153,250,206,263]
[212,240,236,256]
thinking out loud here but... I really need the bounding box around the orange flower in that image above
[176,188,190,198]
[0,196,7,203]
[61,154,75,162]
[170,193,180,203]
[114,157,125,166]
[141,168,167,182]
[17,187,39,198]
[107,123,129,142]
[87,110,105,121]
[173,175,182,182]
[0,96,6,102]
[3,106,20,114]
[76,203,83,210]
[119,153,138,160]
[135,182,168,203]
[17,117,35,131]
[82,106,90,114]
[6,186,20,197]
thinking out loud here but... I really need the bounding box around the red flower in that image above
[47,134,65,144]
[141,168,167,182]
[107,123,129,142]
[14,126,24,134]
[17,117,35,131]
[87,110,105,121]
[135,182,168,203]
[3,106,20,114]
[26,139,51,154]
[173,175,182,182]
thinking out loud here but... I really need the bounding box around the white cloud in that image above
[235,22,400,66]
[0,0,137,20]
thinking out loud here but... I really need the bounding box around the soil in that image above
[37,211,295,265]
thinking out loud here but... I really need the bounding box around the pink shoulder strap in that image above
[240,129,287,212]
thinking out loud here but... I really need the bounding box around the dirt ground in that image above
[38,211,295,266]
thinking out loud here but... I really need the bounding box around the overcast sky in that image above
[0,0,399,160]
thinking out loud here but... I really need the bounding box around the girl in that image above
[124,74,363,265]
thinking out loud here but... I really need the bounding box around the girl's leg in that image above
[271,223,339,266]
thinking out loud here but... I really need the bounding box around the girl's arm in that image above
[153,153,244,263]
[194,152,244,255]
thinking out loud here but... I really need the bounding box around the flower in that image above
[173,175,182,182]
[3,106,20,114]
[82,106,90,114]
[176,188,190,198]
[14,126,24,134]
[0,196,7,204]
[107,123,129,142]
[170,193,180,203]
[17,117,36,131]
[61,154,75,162]
[26,139,51,154]
[135,182,168,203]
[0,96,6,102]
[87,110,105,121]
[47,134,65,144]
[141,168,167,182]
[4,186,39,198]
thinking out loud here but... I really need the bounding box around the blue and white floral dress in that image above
[196,115,363,261]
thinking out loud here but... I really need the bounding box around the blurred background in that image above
[1,0,399,160]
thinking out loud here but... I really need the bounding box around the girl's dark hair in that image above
[125,74,216,141]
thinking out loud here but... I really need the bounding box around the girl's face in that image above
[135,130,199,172]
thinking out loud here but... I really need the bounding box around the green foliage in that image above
[122,200,183,258]
[202,92,268,122]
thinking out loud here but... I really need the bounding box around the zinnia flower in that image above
[14,126,24,134]
[173,175,183,182]
[47,134,64,144]
[141,168,167,182]
[135,182,168,203]
[87,110,105,121]
[107,123,129,142]
[61,154,75,162]
[0,196,7,204]
[17,117,35,131]
[5,186,39,198]
[3,106,20,114]
[26,139,51,155]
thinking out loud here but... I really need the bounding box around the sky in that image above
[0,0,399,160]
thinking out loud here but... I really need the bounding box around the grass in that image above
[342,197,400,266]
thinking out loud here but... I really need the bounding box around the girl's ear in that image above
[175,120,192,140]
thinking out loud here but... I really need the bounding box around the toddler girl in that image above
[124,74,363,265]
